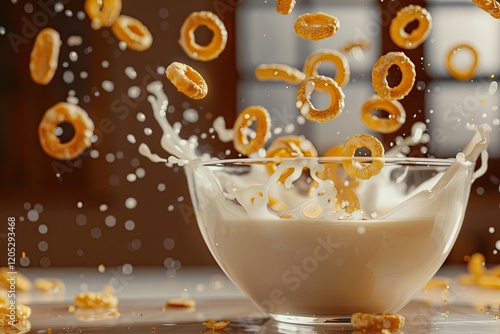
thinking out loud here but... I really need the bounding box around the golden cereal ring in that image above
[74,291,118,309]
[0,268,32,291]
[34,278,65,293]
[472,0,500,18]
[233,106,271,155]
[294,13,339,41]
[111,15,152,51]
[351,312,405,331]
[361,95,406,134]
[265,135,317,179]
[336,188,360,213]
[255,64,305,84]
[447,44,478,81]
[166,298,196,308]
[341,40,370,53]
[276,0,296,15]
[389,5,432,49]
[84,0,122,30]
[166,62,208,100]
[29,28,61,85]
[203,319,230,330]
[341,134,385,180]
[38,102,94,160]
[296,75,345,123]
[372,51,416,100]
[303,49,350,87]
[467,252,486,277]
[179,11,227,61]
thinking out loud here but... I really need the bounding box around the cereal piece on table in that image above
[447,44,478,81]
[294,13,339,41]
[166,298,196,308]
[351,312,405,331]
[372,51,416,100]
[0,268,32,291]
[74,290,118,309]
[361,95,406,134]
[302,49,350,87]
[0,301,32,328]
[111,15,153,51]
[166,62,208,100]
[467,252,486,277]
[30,28,61,85]
[276,0,296,15]
[255,64,305,84]
[233,106,271,155]
[472,0,500,18]
[34,278,65,293]
[179,11,227,61]
[390,5,432,49]
[341,134,385,180]
[425,276,451,289]
[202,319,230,330]
[84,0,122,30]
[341,40,370,53]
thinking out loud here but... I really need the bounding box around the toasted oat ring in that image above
[276,0,296,15]
[322,145,360,188]
[372,51,416,100]
[111,15,152,51]
[341,134,385,180]
[303,49,350,87]
[294,13,340,41]
[447,44,479,81]
[351,312,405,331]
[472,0,500,18]
[255,64,305,84]
[166,62,208,100]
[296,75,345,123]
[30,28,61,85]
[389,5,432,49]
[233,106,271,155]
[38,102,94,160]
[84,0,121,30]
[336,188,360,213]
[361,95,406,134]
[179,11,227,61]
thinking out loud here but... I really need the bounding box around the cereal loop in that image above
[166,62,208,100]
[203,319,230,330]
[361,95,406,134]
[303,49,350,87]
[351,312,405,331]
[341,134,385,180]
[233,106,271,155]
[111,15,153,51]
[447,44,478,81]
[30,28,61,85]
[472,0,500,18]
[84,0,122,30]
[372,51,416,100]
[276,0,296,15]
[166,298,196,308]
[294,13,339,41]
[38,102,94,160]
[390,5,432,49]
[296,75,345,123]
[179,11,227,61]
[341,40,370,53]
[255,64,305,84]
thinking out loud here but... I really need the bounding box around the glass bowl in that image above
[185,156,476,324]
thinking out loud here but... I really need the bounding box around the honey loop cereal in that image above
[111,15,153,51]
[303,49,350,87]
[30,28,61,85]
[179,11,227,61]
[166,62,208,100]
[34,278,65,293]
[0,268,32,291]
[341,134,385,180]
[447,44,478,81]
[276,0,296,15]
[84,0,122,30]
[255,64,305,84]
[233,106,271,155]
[389,5,432,49]
[38,102,95,160]
[74,290,118,309]
[166,298,196,308]
[351,312,405,331]
[294,13,340,41]
[296,75,345,123]
[472,0,500,18]
[372,51,416,100]
[202,319,230,330]
[361,95,406,134]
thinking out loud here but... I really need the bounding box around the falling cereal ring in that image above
[472,0,500,19]
[361,95,406,134]
[179,11,227,61]
[233,106,271,155]
[111,15,153,51]
[303,49,350,87]
[38,102,94,160]
[351,312,405,331]
[336,188,360,213]
[276,0,296,15]
[447,44,478,81]
[84,0,122,30]
[166,62,208,100]
[265,135,318,178]
[296,75,345,123]
[255,64,305,84]
[372,51,416,100]
[294,13,339,41]
[30,28,61,85]
[341,134,385,180]
[389,5,432,50]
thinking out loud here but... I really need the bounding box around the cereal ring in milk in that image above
[294,13,339,41]
[276,0,296,15]
[372,51,416,100]
[233,106,271,155]
[255,64,305,84]
[303,49,350,86]
[472,0,500,18]
[111,15,152,51]
[38,102,94,160]
[351,312,405,330]
[179,11,227,61]
[447,44,478,81]
[390,5,432,49]
[296,75,345,123]
[341,134,384,180]
[166,62,208,100]
[361,95,406,134]
[30,28,61,85]
[84,0,122,30]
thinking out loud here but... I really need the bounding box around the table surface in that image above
[6,266,500,333]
